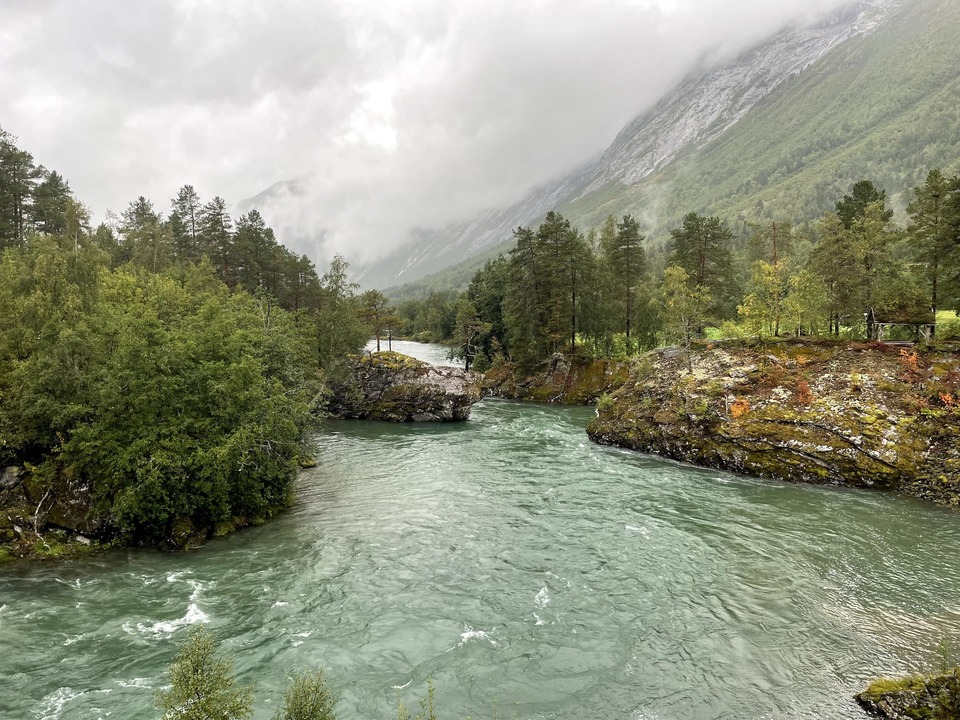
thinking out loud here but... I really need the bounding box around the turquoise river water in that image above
[3,343,960,719]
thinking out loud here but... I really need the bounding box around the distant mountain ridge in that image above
[577,0,900,197]
[353,0,910,291]
[244,0,960,293]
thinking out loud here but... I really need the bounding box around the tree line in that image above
[387,173,960,371]
[0,127,371,547]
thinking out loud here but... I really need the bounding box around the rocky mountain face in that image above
[242,0,960,294]
[348,0,904,290]
[577,0,900,197]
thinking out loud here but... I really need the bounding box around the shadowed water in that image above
[3,345,960,719]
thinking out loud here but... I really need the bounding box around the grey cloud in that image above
[0,0,851,267]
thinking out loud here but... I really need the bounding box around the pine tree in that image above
[0,128,40,248]
[156,627,253,720]
[669,212,734,330]
[835,179,893,230]
[504,226,545,368]
[170,185,202,262]
[907,169,953,317]
[199,196,234,285]
[600,214,647,351]
[32,169,72,237]
[360,289,397,352]
[234,209,280,295]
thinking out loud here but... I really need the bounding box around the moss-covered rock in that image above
[482,354,631,405]
[587,340,960,504]
[327,351,481,422]
[856,669,960,719]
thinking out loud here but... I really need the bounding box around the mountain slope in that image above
[565,0,960,235]
[364,0,926,291]
[246,0,960,293]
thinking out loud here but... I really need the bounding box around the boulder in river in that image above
[327,351,481,422]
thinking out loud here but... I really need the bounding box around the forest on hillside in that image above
[388,174,960,372]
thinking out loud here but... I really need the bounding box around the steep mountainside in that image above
[577,0,899,197]
[365,0,949,292]
[567,0,960,236]
[245,0,960,293]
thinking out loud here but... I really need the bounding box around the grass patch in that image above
[860,675,929,700]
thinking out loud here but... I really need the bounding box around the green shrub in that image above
[596,393,616,413]
[157,627,253,720]
[275,670,337,720]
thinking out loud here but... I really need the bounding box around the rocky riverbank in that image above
[0,460,291,561]
[856,669,960,718]
[481,354,630,405]
[326,351,481,421]
[587,340,960,505]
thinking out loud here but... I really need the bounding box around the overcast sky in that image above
[2,0,850,264]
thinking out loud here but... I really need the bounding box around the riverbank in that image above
[481,354,630,404]
[856,669,960,718]
[7,397,960,719]
[587,339,960,505]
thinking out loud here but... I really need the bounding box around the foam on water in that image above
[115,677,152,689]
[534,587,550,609]
[458,626,497,647]
[38,687,112,720]
[124,603,210,638]
[7,377,960,720]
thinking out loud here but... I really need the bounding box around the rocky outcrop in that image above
[587,340,960,504]
[327,352,481,422]
[856,669,960,718]
[0,464,101,561]
[482,355,630,405]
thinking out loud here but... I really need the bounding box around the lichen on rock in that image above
[856,669,960,719]
[481,354,631,405]
[587,340,960,505]
[326,351,481,422]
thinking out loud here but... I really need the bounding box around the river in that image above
[3,343,960,719]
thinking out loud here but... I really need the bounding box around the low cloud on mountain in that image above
[1,0,851,264]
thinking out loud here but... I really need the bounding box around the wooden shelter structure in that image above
[866,306,936,343]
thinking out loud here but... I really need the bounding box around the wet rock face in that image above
[328,352,482,422]
[587,341,960,505]
[481,355,630,405]
[855,669,960,719]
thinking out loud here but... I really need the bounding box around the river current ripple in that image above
[3,346,960,719]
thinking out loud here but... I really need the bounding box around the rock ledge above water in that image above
[856,669,960,718]
[587,340,960,504]
[327,351,481,422]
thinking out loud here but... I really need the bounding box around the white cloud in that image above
[0,0,851,265]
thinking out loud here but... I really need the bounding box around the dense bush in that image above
[0,240,321,544]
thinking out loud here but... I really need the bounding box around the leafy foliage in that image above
[157,627,254,720]
[274,670,337,720]
[0,134,369,548]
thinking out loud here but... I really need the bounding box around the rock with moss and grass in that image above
[587,339,960,505]
[326,351,481,422]
[856,670,960,719]
[481,354,631,405]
